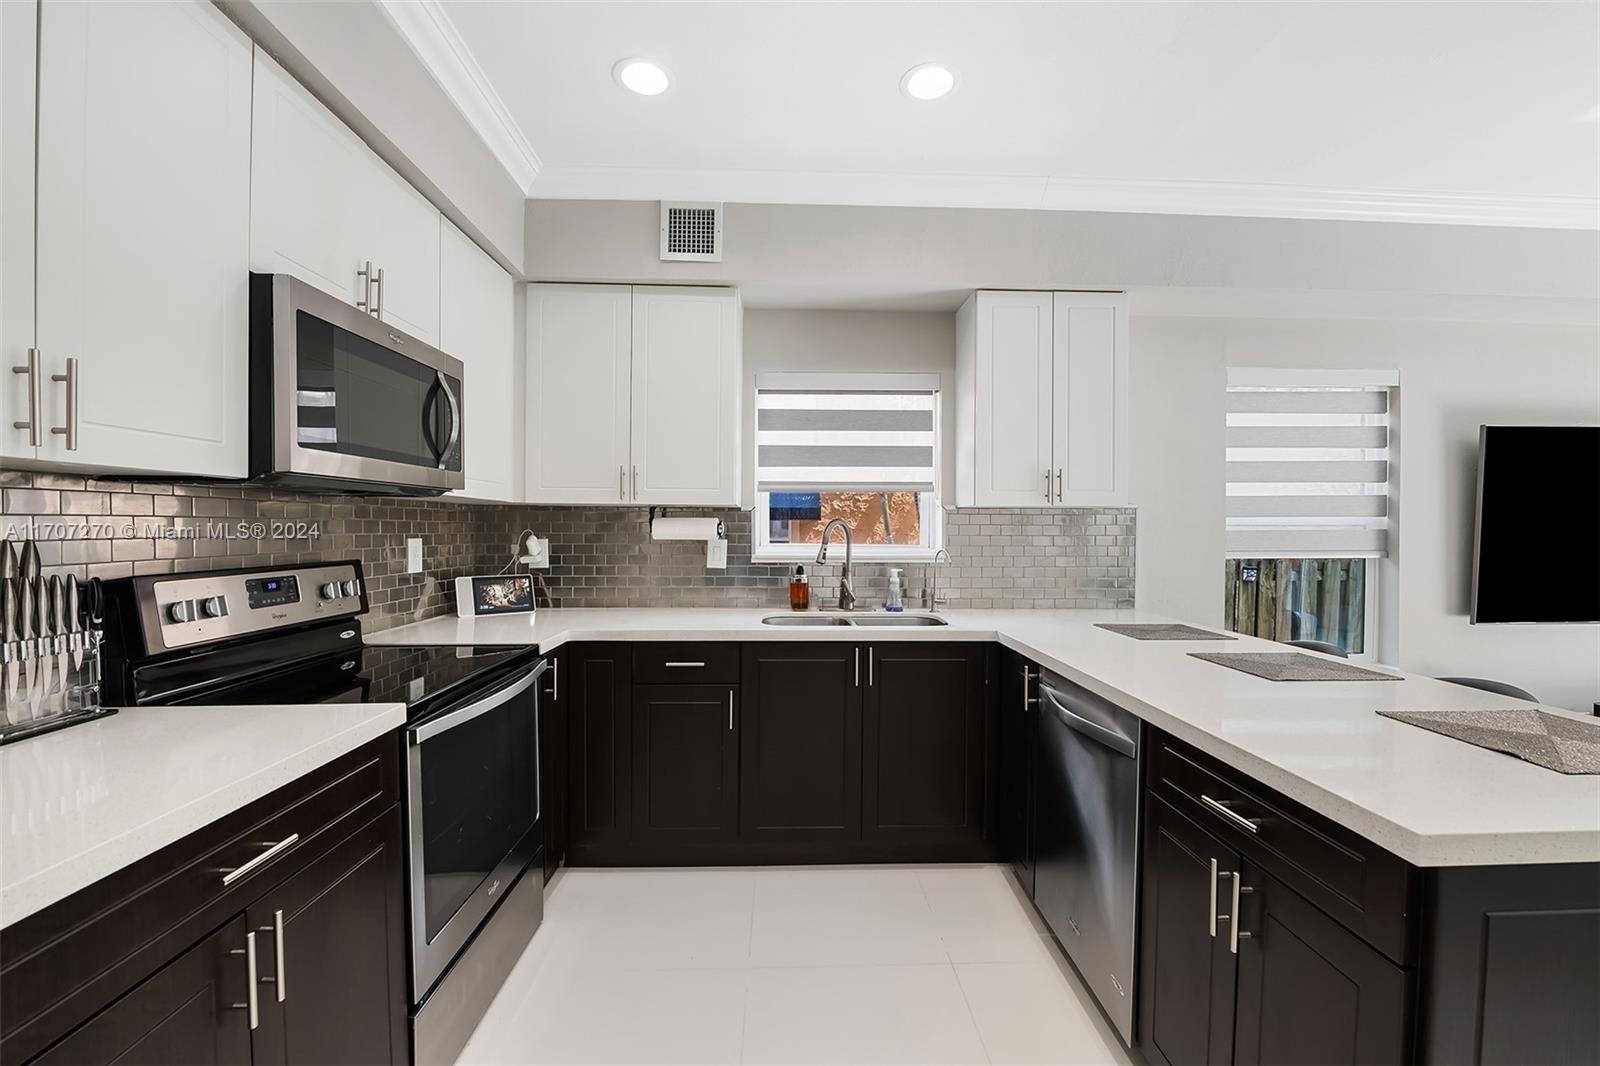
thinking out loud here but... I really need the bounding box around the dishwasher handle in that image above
[1039,684,1138,759]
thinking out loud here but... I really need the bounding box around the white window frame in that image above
[751,371,945,564]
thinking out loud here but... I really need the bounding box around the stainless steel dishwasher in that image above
[1033,669,1142,1047]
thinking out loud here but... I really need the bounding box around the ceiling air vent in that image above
[660,201,723,262]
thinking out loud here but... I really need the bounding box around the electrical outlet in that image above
[406,537,423,574]
[706,537,728,570]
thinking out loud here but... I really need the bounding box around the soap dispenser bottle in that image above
[789,564,810,611]
[885,568,904,612]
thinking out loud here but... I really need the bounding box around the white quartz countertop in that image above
[0,700,405,928]
[370,607,1600,868]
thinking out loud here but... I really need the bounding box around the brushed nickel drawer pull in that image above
[1200,794,1261,834]
[664,661,706,668]
[1208,857,1219,937]
[220,832,300,886]
[273,908,286,1002]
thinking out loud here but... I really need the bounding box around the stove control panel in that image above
[135,562,366,652]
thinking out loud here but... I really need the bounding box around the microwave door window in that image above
[295,311,435,467]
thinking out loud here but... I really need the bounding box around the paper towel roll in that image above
[651,517,725,541]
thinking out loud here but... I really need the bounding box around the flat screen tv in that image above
[1471,425,1600,624]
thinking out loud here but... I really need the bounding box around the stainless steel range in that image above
[99,560,546,1064]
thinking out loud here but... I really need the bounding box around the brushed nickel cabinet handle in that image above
[664,661,706,668]
[50,357,78,450]
[728,690,734,731]
[868,647,874,686]
[620,465,626,500]
[357,261,373,311]
[1228,871,1255,953]
[1044,469,1052,503]
[273,909,286,1002]
[220,832,300,886]
[1209,858,1219,937]
[547,656,559,701]
[632,464,639,499]
[1056,469,1063,500]
[1200,794,1262,834]
[11,348,40,446]
[373,266,384,319]
[230,931,259,1029]
[1021,665,1038,708]
[855,647,860,687]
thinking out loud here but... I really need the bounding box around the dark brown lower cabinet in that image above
[740,643,862,848]
[1233,860,1410,1065]
[247,806,409,1066]
[631,684,739,846]
[1138,795,1241,1066]
[861,643,987,851]
[33,917,253,1066]
[566,644,633,857]
[998,648,1036,897]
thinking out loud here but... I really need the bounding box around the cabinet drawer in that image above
[632,643,740,684]
[1147,732,1416,965]
[0,735,401,1064]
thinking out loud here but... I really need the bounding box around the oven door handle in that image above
[407,660,547,744]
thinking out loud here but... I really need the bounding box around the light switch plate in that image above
[406,537,423,574]
[706,538,728,570]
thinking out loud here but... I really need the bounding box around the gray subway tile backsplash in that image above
[2,470,1133,629]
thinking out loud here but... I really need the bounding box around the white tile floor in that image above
[455,865,1133,1066]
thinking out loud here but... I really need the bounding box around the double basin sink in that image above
[761,613,949,627]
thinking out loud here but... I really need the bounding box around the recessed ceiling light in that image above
[613,58,670,96]
[900,63,956,101]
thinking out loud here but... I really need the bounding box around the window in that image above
[752,372,942,560]
[1223,370,1395,656]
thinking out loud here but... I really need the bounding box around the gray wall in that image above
[1131,314,1600,712]
[525,200,1600,309]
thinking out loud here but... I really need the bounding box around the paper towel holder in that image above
[647,507,725,540]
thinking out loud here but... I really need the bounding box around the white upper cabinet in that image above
[250,51,441,345]
[525,284,742,506]
[1,0,38,467]
[525,284,633,504]
[1052,292,1129,506]
[30,0,251,476]
[442,221,518,503]
[630,287,741,506]
[956,290,1129,508]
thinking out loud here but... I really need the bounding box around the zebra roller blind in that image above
[1225,384,1392,558]
[755,374,938,493]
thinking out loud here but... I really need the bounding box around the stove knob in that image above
[341,579,360,598]
[320,581,341,601]
[168,601,191,624]
[200,595,226,618]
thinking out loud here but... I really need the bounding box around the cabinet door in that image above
[998,650,1037,896]
[971,291,1054,507]
[861,643,985,848]
[1137,795,1241,1066]
[34,915,252,1066]
[541,650,568,882]
[629,286,741,506]
[34,0,250,476]
[442,221,518,502]
[1,0,36,465]
[250,52,440,345]
[1051,292,1129,505]
[525,285,632,504]
[1233,862,1410,1066]
[631,684,739,846]
[741,643,862,847]
[567,644,633,851]
[248,807,409,1066]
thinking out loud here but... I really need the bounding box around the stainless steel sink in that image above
[846,614,950,626]
[761,614,950,627]
[760,615,853,626]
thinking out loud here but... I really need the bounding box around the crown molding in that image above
[529,165,1598,231]
[376,0,541,193]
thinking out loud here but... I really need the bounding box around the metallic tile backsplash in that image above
[2,471,1134,629]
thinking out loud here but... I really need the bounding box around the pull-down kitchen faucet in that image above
[815,519,856,611]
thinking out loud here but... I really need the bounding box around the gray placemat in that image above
[1096,623,1237,641]
[1378,708,1600,775]
[1189,651,1400,682]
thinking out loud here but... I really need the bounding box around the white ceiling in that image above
[399,0,1599,228]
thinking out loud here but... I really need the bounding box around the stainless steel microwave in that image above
[249,273,464,495]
